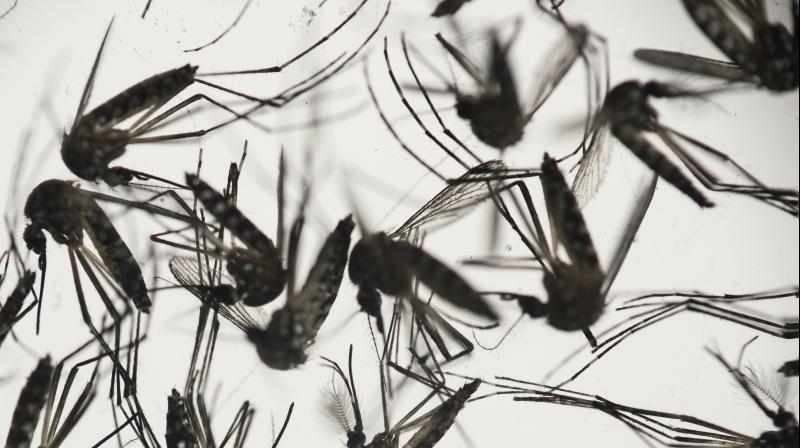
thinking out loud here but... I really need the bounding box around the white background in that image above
[0,0,798,446]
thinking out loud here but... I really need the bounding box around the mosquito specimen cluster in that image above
[0,0,797,447]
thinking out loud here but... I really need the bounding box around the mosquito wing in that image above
[572,125,613,208]
[634,49,750,82]
[600,173,657,299]
[168,256,267,332]
[390,160,506,240]
[525,27,583,119]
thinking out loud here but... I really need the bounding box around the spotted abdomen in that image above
[5,356,54,448]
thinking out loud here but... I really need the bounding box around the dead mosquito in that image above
[346,160,503,363]
[63,1,391,188]
[571,79,799,215]
[635,0,798,91]
[475,153,657,350]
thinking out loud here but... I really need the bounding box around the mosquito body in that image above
[23,179,151,313]
[348,162,501,361]
[170,213,354,370]
[5,356,53,448]
[0,269,36,351]
[635,0,799,91]
[572,80,799,215]
[63,2,390,188]
[186,174,286,307]
[480,154,656,348]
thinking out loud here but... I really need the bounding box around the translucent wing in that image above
[168,256,267,332]
[572,125,613,208]
[390,160,506,240]
[525,29,582,119]
[601,173,657,298]
[634,49,750,82]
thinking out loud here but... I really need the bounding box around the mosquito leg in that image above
[199,0,371,76]
[383,36,471,170]
[401,36,482,164]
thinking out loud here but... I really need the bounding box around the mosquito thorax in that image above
[348,234,392,290]
[604,81,657,130]
[247,312,307,370]
[543,267,605,331]
[226,247,287,307]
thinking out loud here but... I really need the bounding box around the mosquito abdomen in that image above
[681,0,757,74]
[5,356,54,448]
[80,65,198,133]
[250,215,353,370]
[165,389,198,448]
[541,154,601,271]
[0,271,36,349]
[404,379,481,448]
[82,200,151,313]
[613,124,714,207]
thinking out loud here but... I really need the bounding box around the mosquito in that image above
[571,79,799,215]
[474,153,657,351]
[0,239,37,352]
[321,344,480,447]
[22,179,155,401]
[63,1,391,188]
[634,0,798,91]
[544,287,799,387]
[4,337,150,448]
[347,160,504,363]
[406,8,606,154]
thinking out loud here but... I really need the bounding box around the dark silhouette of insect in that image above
[635,0,799,91]
[0,241,37,352]
[64,2,392,188]
[4,336,150,448]
[572,80,799,215]
[431,0,471,17]
[321,344,480,447]
[545,287,799,387]
[347,161,502,362]
[170,212,353,370]
[477,154,657,350]
[779,359,799,377]
[411,10,606,153]
[22,179,152,401]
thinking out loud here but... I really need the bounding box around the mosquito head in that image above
[773,409,798,430]
[515,294,547,318]
[603,80,658,130]
[346,430,367,448]
[22,223,46,257]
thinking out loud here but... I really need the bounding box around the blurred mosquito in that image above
[399,9,606,154]
[545,287,799,388]
[347,160,505,363]
[0,237,37,352]
[572,79,799,215]
[63,2,391,188]
[4,337,152,448]
[167,150,354,369]
[466,343,799,448]
[635,0,798,91]
[321,344,480,447]
[163,285,294,448]
[474,153,657,350]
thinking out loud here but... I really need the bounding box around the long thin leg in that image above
[199,0,371,76]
